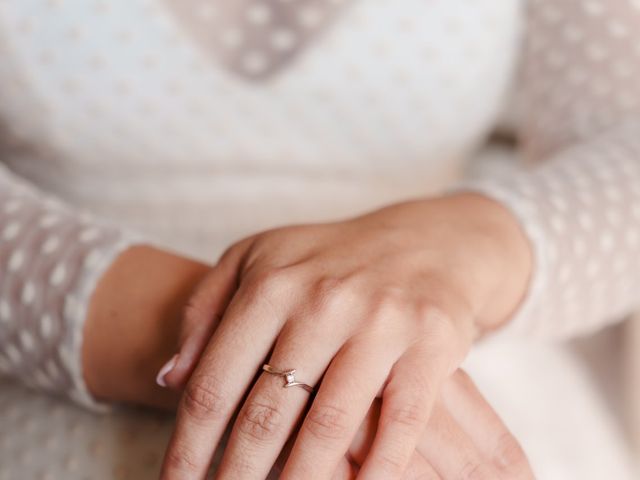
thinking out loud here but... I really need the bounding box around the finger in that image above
[273,432,297,477]
[160,241,249,390]
[333,458,358,480]
[271,427,359,480]
[401,451,441,480]
[281,336,401,480]
[348,398,381,466]
[417,402,503,480]
[214,320,346,479]
[160,269,292,480]
[442,370,534,479]
[357,344,451,479]
[348,387,441,480]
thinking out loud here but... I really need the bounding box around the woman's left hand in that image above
[159,193,532,480]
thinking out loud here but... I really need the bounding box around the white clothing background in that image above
[1,0,640,477]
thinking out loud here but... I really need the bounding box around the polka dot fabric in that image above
[0,0,521,411]
[520,0,640,159]
[469,123,640,338]
[465,0,640,338]
[0,0,638,402]
[0,164,136,409]
[0,1,639,477]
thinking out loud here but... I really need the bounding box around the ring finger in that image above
[214,320,346,479]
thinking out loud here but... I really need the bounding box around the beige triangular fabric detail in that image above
[163,0,352,80]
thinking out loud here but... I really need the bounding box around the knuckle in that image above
[313,276,352,309]
[182,375,227,422]
[312,277,360,313]
[249,267,292,297]
[414,300,437,322]
[417,302,452,331]
[384,402,427,429]
[367,287,408,328]
[493,432,529,474]
[372,286,406,312]
[460,460,495,480]
[315,275,346,295]
[304,403,351,441]
[376,449,409,474]
[216,445,262,477]
[419,305,458,346]
[237,399,285,442]
[163,445,200,475]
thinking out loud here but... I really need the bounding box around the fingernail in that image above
[156,354,179,388]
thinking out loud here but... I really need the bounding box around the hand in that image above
[272,370,533,479]
[159,193,532,479]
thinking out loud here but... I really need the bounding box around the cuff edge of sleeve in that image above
[64,233,145,413]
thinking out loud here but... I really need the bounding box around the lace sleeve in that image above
[464,0,640,338]
[0,163,139,409]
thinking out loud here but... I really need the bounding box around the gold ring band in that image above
[262,364,314,394]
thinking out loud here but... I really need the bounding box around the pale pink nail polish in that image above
[156,354,179,388]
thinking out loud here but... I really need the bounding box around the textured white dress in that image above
[1,0,639,478]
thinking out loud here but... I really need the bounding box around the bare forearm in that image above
[82,245,210,409]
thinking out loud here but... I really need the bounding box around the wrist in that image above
[446,193,533,333]
[355,192,533,334]
[82,244,210,409]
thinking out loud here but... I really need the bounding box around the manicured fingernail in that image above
[156,354,179,388]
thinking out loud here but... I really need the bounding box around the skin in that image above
[83,251,532,478]
[89,192,530,479]
[157,193,533,479]
[270,369,534,479]
[82,195,534,478]
[82,243,210,409]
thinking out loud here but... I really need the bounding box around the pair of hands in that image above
[155,193,534,479]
